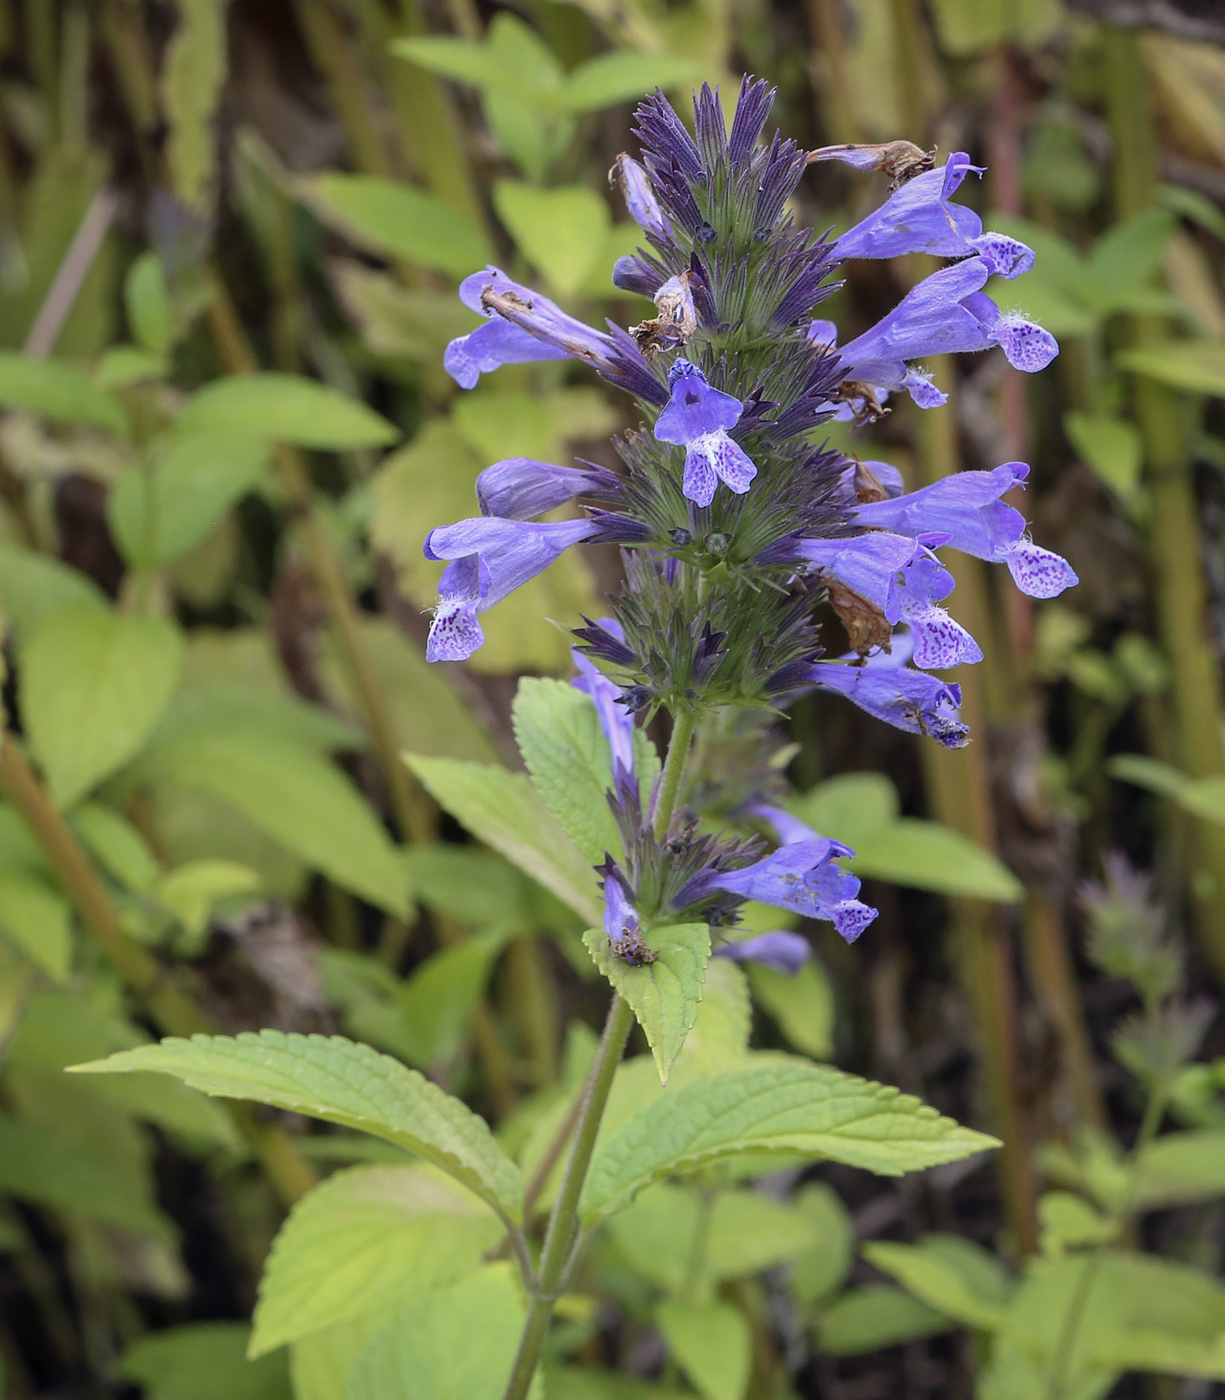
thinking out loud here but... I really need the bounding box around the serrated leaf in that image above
[657,1302,750,1400]
[348,1265,542,1400]
[174,374,398,450]
[22,605,184,807]
[863,1239,1007,1329]
[512,677,623,864]
[146,726,408,916]
[69,1030,524,1222]
[251,1164,501,1355]
[584,923,709,1085]
[0,352,126,432]
[300,174,491,278]
[0,1109,172,1235]
[120,1323,290,1400]
[580,1061,998,1224]
[406,755,600,924]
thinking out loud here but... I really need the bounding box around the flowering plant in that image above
[78,79,1075,1400]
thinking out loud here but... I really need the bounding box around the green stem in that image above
[501,994,635,1400]
[654,707,696,840]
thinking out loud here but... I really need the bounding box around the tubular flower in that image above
[714,930,811,974]
[833,152,1035,278]
[653,358,757,506]
[423,517,601,662]
[425,76,1069,745]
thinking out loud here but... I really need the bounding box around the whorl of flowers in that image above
[424,79,1075,961]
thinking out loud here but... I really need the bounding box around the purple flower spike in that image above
[851,462,1078,600]
[691,840,877,943]
[797,531,918,603]
[611,153,671,240]
[476,458,620,520]
[804,658,970,748]
[424,516,599,662]
[572,620,636,783]
[834,152,1034,279]
[654,359,758,507]
[715,930,811,974]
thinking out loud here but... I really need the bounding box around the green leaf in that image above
[251,1164,502,1355]
[580,1061,998,1224]
[928,0,1060,54]
[1038,1190,1119,1250]
[348,1265,542,1400]
[69,1030,524,1222]
[0,352,126,432]
[8,987,239,1148]
[0,1109,173,1234]
[156,860,260,936]
[1135,1129,1225,1209]
[512,677,623,864]
[22,606,184,807]
[791,773,898,850]
[120,1324,290,1400]
[1178,777,1225,826]
[1117,341,1225,397]
[558,53,703,112]
[851,819,1024,902]
[71,802,161,892]
[1084,209,1176,307]
[863,1238,1008,1329]
[289,1319,382,1400]
[789,1182,855,1305]
[746,959,835,1061]
[670,956,750,1084]
[319,618,498,766]
[0,869,72,978]
[0,543,108,634]
[125,252,174,356]
[301,174,491,278]
[108,433,271,570]
[1064,412,1143,500]
[174,374,399,450]
[390,35,552,105]
[608,1183,822,1293]
[493,181,609,296]
[583,923,710,1085]
[1108,752,1188,799]
[160,0,226,211]
[406,755,601,924]
[657,1302,750,1400]
[146,726,408,916]
[819,1285,953,1355]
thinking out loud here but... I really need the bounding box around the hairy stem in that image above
[653,707,696,840]
[0,735,316,1205]
[501,995,635,1400]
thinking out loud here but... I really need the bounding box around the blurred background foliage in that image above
[1,0,1225,1397]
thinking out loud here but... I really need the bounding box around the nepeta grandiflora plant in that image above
[430,77,1075,962]
[77,80,1072,1400]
